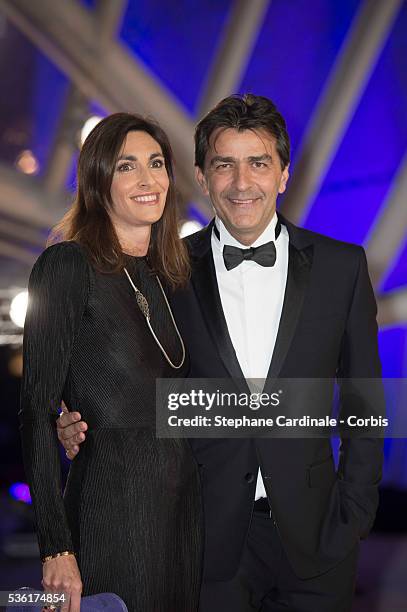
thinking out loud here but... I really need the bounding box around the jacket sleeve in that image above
[19,242,90,558]
[337,246,385,538]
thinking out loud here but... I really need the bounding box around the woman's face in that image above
[110,130,169,230]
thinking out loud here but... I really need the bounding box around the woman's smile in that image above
[130,192,161,204]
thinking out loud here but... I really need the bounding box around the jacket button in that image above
[245,472,255,483]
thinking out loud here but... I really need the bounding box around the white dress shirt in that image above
[211,213,289,499]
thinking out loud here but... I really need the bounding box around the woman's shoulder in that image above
[31,241,91,282]
[36,240,88,264]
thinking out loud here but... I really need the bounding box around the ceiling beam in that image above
[281,0,403,224]
[0,238,37,266]
[95,0,127,46]
[197,0,270,117]
[0,164,67,227]
[43,2,129,195]
[365,153,407,289]
[0,0,211,216]
[42,85,89,195]
[377,289,407,328]
[0,217,46,247]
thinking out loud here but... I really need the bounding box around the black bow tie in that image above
[214,219,281,271]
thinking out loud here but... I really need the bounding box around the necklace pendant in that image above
[136,291,150,319]
[123,266,185,369]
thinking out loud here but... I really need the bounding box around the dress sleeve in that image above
[19,242,90,558]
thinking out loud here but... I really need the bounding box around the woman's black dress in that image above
[20,242,203,612]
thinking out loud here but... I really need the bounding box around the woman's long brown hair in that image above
[49,112,190,288]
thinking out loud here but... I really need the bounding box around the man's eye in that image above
[252,162,267,168]
[216,163,232,170]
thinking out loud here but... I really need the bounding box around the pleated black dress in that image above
[20,241,203,612]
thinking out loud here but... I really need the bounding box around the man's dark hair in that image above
[194,93,290,171]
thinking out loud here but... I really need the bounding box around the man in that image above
[57,94,384,611]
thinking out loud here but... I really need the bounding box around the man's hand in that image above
[57,402,88,460]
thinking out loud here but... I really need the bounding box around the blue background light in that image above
[9,482,32,504]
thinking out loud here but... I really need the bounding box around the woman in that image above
[20,113,203,612]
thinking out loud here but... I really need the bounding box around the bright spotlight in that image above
[179,220,203,238]
[15,150,39,175]
[80,115,104,145]
[10,291,28,328]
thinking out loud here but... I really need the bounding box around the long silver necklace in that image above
[123,267,186,369]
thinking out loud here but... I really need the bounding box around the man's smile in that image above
[228,198,261,206]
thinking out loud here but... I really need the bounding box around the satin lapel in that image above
[191,248,249,393]
[264,242,314,386]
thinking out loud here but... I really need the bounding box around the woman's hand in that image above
[42,554,82,612]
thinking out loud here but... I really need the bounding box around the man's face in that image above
[196,128,289,244]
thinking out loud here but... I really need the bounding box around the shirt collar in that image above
[213,213,278,249]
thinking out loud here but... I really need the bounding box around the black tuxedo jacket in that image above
[170,214,384,581]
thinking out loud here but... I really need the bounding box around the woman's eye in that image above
[151,159,164,168]
[117,162,134,172]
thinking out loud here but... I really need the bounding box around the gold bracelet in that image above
[42,550,75,564]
